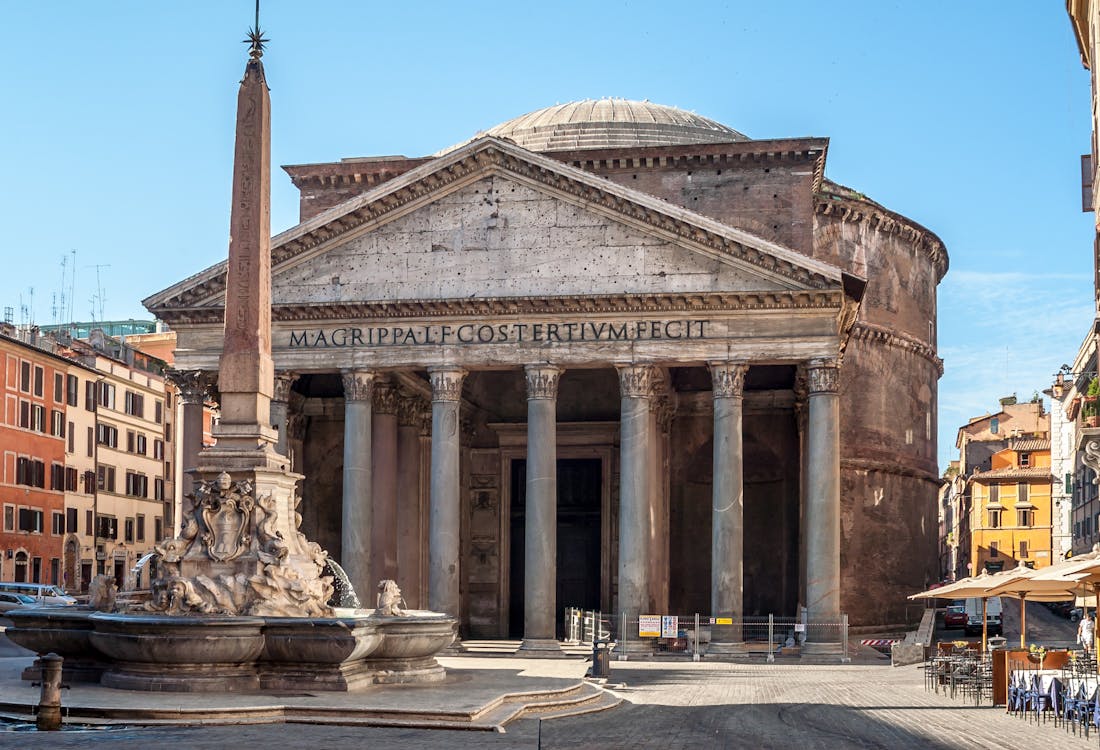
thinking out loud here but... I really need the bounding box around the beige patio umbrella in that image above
[909,571,1003,652]
[1034,557,1100,657]
[981,563,1084,649]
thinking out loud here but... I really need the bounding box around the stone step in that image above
[0,679,615,732]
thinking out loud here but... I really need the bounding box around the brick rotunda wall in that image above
[814,192,946,627]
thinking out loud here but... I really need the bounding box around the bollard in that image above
[591,639,611,678]
[693,613,701,662]
[767,614,775,663]
[36,652,64,731]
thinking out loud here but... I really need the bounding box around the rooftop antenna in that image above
[51,253,70,327]
[19,287,34,327]
[87,264,110,323]
[66,250,76,330]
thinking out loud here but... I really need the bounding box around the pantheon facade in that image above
[146,100,946,641]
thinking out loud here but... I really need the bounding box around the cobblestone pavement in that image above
[8,658,1100,749]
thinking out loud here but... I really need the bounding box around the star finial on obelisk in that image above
[244,0,268,60]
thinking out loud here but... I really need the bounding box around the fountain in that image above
[6,11,455,693]
[125,551,157,592]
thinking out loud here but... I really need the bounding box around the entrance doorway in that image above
[508,458,602,638]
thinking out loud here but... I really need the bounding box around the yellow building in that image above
[969,438,1054,573]
[64,333,172,587]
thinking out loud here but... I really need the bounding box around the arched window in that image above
[13,551,28,583]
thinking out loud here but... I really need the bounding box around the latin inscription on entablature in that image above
[287,319,711,349]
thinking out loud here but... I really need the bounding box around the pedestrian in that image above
[1079,611,1095,655]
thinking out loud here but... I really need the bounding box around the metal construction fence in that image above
[564,608,851,663]
[563,608,612,644]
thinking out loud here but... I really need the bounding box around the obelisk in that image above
[214,26,277,460]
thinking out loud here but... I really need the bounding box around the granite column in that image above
[804,358,842,650]
[708,362,747,651]
[520,364,562,653]
[617,364,655,644]
[396,397,425,608]
[428,367,467,618]
[371,380,400,586]
[270,371,298,460]
[341,370,374,604]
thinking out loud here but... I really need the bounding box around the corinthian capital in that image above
[398,395,428,427]
[428,367,467,403]
[272,371,299,403]
[807,358,840,395]
[616,364,657,399]
[709,362,748,399]
[525,364,562,400]
[166,369,214,405]
[341,370,375,402]
[372,380,400,414]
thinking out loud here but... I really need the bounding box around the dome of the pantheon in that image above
[451,99,747,153]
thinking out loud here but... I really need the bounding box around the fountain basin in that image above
[89,613,267,692]
[6,607,457,692]
[6,607,105,683]
[368,611,456,684]
[261,616,382,691]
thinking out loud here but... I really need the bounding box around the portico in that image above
[146,136,860,643]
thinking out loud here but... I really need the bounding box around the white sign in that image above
[794,623,806,632]
[661,615,679,639]
[638,615,661,638]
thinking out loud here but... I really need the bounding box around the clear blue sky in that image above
[0,2,1094,470]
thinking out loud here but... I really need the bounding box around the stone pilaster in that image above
[520,364,563,653]
[341,369,375,605]
[804,358,842,652]
[708,361,748,652]
[428,367,467,618]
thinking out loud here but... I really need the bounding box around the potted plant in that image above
[1085,379,1100,427]
[1027,643,1048,666]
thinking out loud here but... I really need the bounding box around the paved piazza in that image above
[7,657,1100,749]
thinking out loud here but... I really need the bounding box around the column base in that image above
[706,641,749,657]
[517,638,564,655]
[801,641,849,662]
[616,638,654,658]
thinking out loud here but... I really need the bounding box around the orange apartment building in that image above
[969,437,1055,573]
[0,328,97,585]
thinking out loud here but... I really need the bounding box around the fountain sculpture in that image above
[7,13,455,692]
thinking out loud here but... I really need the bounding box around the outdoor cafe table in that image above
[1008,669,1062,713]
[1006,669,1100,717]
[995,649,1071,705]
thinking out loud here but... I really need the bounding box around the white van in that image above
[963,597,1003,636]
[0,582,76,606]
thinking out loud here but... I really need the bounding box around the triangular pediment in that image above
[145,137,849,318]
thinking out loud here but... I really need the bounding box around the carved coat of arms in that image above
[198,472,254,562]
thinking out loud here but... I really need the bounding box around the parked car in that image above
[0,582,76,606]
[1046,601,1077,619]
[0,592,35,613]
[943,604,967,628]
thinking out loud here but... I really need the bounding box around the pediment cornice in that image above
[145,138,847,314]
[156,289,844,326]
